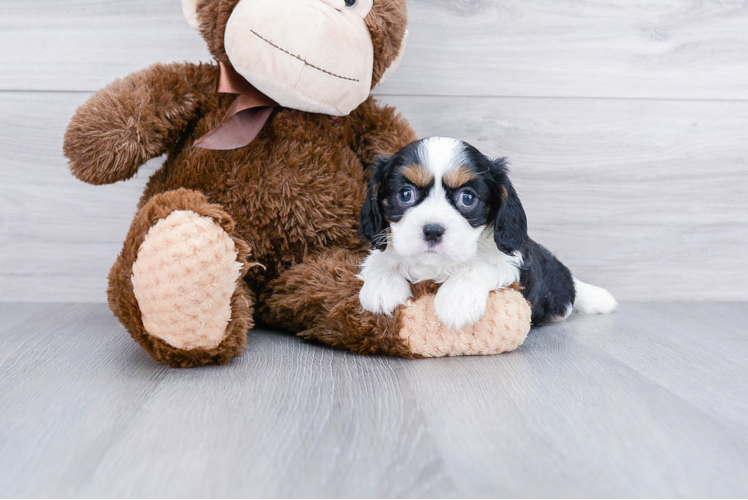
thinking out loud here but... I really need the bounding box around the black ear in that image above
[358,155,391,251]
[490,159,528,254]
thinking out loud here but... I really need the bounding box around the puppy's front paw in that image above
[359,274,412,316]
[434,280,489,330]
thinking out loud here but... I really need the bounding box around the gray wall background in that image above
[1,0,747,302]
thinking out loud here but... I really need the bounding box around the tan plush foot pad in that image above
[399,284,531,357]
[108,189,254,367]
[132,210,244,350]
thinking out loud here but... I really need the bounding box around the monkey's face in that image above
[226,0,374,115]
[184,0,408,116]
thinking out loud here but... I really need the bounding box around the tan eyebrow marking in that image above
[400,164,434,187]
[443,165,477,189]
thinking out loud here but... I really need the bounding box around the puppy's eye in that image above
[398,187,415,205]
[344,0,358,7]
[458,190,477,208]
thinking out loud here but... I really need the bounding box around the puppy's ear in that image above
[358,155,391,251]
[490,159,528,254]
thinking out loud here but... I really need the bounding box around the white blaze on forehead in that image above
[417,137,467,187]
[389,137,480,263]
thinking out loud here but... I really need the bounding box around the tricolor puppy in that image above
[358,137,617,329]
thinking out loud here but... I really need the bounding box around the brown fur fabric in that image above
[64,63,218,185]
[66,56,415,365]
[261,248,416,358]
[195,0,241,64]
[133,90,415,293]
[65,64,414,366]
[108,188,254,367]
[366,0,408,88]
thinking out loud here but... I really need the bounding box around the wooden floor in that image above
[1,303,746,498]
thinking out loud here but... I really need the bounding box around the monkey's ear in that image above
[378,30,408,87]
[358,156,392,251]
[490,158,528,254]
[182,0,201,30]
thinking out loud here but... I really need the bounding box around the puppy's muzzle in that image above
[423,224,445,244]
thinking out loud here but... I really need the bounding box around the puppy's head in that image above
[359,137,527,261]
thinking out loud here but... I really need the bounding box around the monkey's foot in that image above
[263,249,531,358]
[109,189,254,367]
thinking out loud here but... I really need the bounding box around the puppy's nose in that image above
[423,224,445,243]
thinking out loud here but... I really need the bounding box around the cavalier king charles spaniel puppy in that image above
[357,137,617,329]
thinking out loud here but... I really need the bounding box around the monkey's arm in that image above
[63,62,218,185]
[347,97,417,166]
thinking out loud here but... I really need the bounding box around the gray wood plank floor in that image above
[1,303,746,498]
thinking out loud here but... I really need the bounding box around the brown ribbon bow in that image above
[194,62,278,150]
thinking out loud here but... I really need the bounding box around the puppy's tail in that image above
[572,278,618,315]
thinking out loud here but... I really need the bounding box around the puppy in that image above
[357,137,617,329]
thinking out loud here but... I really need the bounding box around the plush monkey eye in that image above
[398,187,415,205]
[458,190,477,208]
[344,0,358,7]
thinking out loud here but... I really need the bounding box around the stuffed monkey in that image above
[63,0,531,367]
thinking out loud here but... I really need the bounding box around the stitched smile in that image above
[250,29,360,83]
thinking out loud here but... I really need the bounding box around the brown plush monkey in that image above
[63,0,531,367]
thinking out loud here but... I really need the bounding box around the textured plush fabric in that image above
[132,210,244,350]
[400,286,531,357]
[107,189,254,367]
